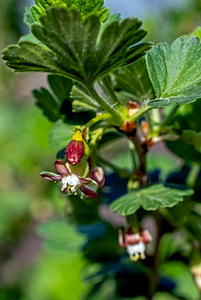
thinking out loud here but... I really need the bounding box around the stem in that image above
[86,84,124,125]
[129,106,152,123]
[131,134,148,186]
[186,164,200,188]
[147,212,162,300]
[83,113,111,129]
[126,214,139,227]
[97,155,132,178]
[100,76,122,107]
[145,111,154,134]
[160,105,179,128]
[129,140,138,171]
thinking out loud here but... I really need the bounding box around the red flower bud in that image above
[66,140,85,165]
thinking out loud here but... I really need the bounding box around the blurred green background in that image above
[1,0,201,299]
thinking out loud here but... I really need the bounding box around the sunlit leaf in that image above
[110,184,193,216]
[146,36,201,108]
[31,0,110,22]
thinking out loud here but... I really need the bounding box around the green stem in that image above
[160,105,179,128]
[131,134,148,186]
[100,76,122,107]
[97,155,132,178]
[86,84,124,125]
[83,113,111,129]
[126,214,139,228]
[129,106,152,122]
[186,164,200,188]
[129,140,138,171]
[147,211,162,300]
[145,111,154,134]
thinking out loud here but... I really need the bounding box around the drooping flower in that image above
[119,227,152,261]
[40,160,98,199]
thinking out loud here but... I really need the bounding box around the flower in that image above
[40,160,98,199]
[119,227,152,261]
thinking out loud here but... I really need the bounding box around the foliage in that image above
[110,184,193,216]
[146,36,201,107]
[2,0,201,299]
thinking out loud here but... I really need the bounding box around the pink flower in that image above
[119,227,152,261]
[40,160,98,199]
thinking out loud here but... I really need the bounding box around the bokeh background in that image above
[1,0,201,299]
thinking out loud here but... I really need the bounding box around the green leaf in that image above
[182,130,201,152]
[48,74,74,102]
[110,184,193,216]
[24,6,36,27]
[190,26,201,40]
[31,0,110,23]
[33,87,62,122]
[146,36,201,108]
[71,85,101,112]
[113,56,155,102]
[2,41,63,74]
[49,120,74,149]
[166,100,201,162]
[19,34,40,44]
[3,8,150,84]
[33,75,74,121]
[37,219,86,254]
[160,261,199,300]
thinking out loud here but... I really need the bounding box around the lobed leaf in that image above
[31,0,110,22]
[3,8,150,85]
[110,184,193,216]
[146,36,201,108]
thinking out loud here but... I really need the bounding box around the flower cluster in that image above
[119,227,152,261]
[40,130,104,199]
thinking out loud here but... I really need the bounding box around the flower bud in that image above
[66,140,85,165]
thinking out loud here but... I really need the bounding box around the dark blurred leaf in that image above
[33,75,74,122]
[166,100,201,162]
[3,8,150,84]
[110,184,193,216]
[48,74,74,102]
[31,0,110,22]
[182,130,201,152]
[160,261,199,300]
[113,56,155,102]
[146,36,201,108]
[33,88,62,121]
[37,219,86,254]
